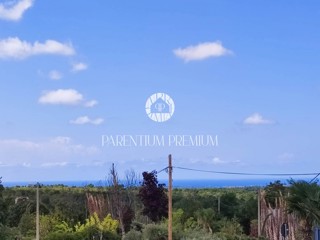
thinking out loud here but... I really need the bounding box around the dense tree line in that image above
[0,172,319,239]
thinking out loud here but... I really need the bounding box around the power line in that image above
[173,166,319,177]
[156,165,320,178]
[157,167,168,174]
[309,173,320,183]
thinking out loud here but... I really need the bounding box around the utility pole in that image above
[168,154,173,240]
[258,188,261,237]
[218,196,221,214]
[36,183,40,240]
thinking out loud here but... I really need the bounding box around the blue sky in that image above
[0,0,320,182]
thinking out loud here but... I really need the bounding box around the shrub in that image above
[44,231,83,240]
[124,229,142,240]
[142,223,167,240]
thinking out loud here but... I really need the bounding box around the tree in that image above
[287,179,320,240]
[237,195,257,235]
[7,199,30,227]
[264,180,286,208]
[0,177,6,225]
[220,192,239,219]
[138,171,168,222]
[19,211,35,236]
[107,164,135,238]
[195,208,215,233]
[40,214,61,239]
[0,224,20,240]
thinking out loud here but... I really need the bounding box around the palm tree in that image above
[286,179,320,240]
[195,208,215,233]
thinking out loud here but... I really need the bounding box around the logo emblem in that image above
[145,93,175,122]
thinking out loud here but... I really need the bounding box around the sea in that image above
[2,178,310,188]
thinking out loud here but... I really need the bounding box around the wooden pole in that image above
[218,196,221,214]
[36,183,40,240]
[258,188,261,237]
[168,154,173,240]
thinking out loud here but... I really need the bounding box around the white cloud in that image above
[0,37,75,59]
[70,116,104,125]
[212,157,241,165]
[41,162,68,168]
[38,89,83,105]
[244,113,274,125]
[278,153,295,162]
[22,162,31,167]
[173,41,232,62]
[71,62,88,72]
[48,70,62,80]
[0,137,100,167]
[189,157,241,166]
[0,0,33,21]
[212,157,225,165]
[84,100,98,108]
[0,139,39,150]
[51,136,71,145]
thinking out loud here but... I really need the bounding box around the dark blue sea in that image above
[3,178,308,188]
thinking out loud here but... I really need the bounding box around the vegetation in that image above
[286,179,320,240]
[138,171,168,222]
[0,172,318,239]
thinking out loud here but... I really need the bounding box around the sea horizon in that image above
[2,177,311,188]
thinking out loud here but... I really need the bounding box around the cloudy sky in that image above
[0,0,320,182]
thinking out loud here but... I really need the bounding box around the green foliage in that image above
[0,177,7,225]
[184,217,198,230]
[0,224,20,240]
[124,229,142,240]
[196,208,216,233]
[18,212,35,236]
[287,179,320,239]
[7,200,29,227]
[45,228,120,240]
[219,218,243,236]
[212,232,264,240]
[220,192,239,219]
[40,214,62,238]
[172,208,184,230]
[173,192,202,222]
[172,188,257,235]
[264,180,286,208]
[180,229,215,240]
[44,231,83,240]
[138,171,168,222]
[75,212,119,234]
[142,223,168,240]
[237,195,257,235]
[1,184,262,239]
[53,220,73,233]
[48,190,86,225]
[45,213,119,240]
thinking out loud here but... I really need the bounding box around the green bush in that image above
[44,232,83,240]
[142,223,167,240]
[124,229,142,240]
[45,229,120,240]
[179,229,215,240]
[0,224,21,240]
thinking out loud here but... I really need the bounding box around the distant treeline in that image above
[0,173,319,240]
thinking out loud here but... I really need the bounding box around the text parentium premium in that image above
[101,135,218,147]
